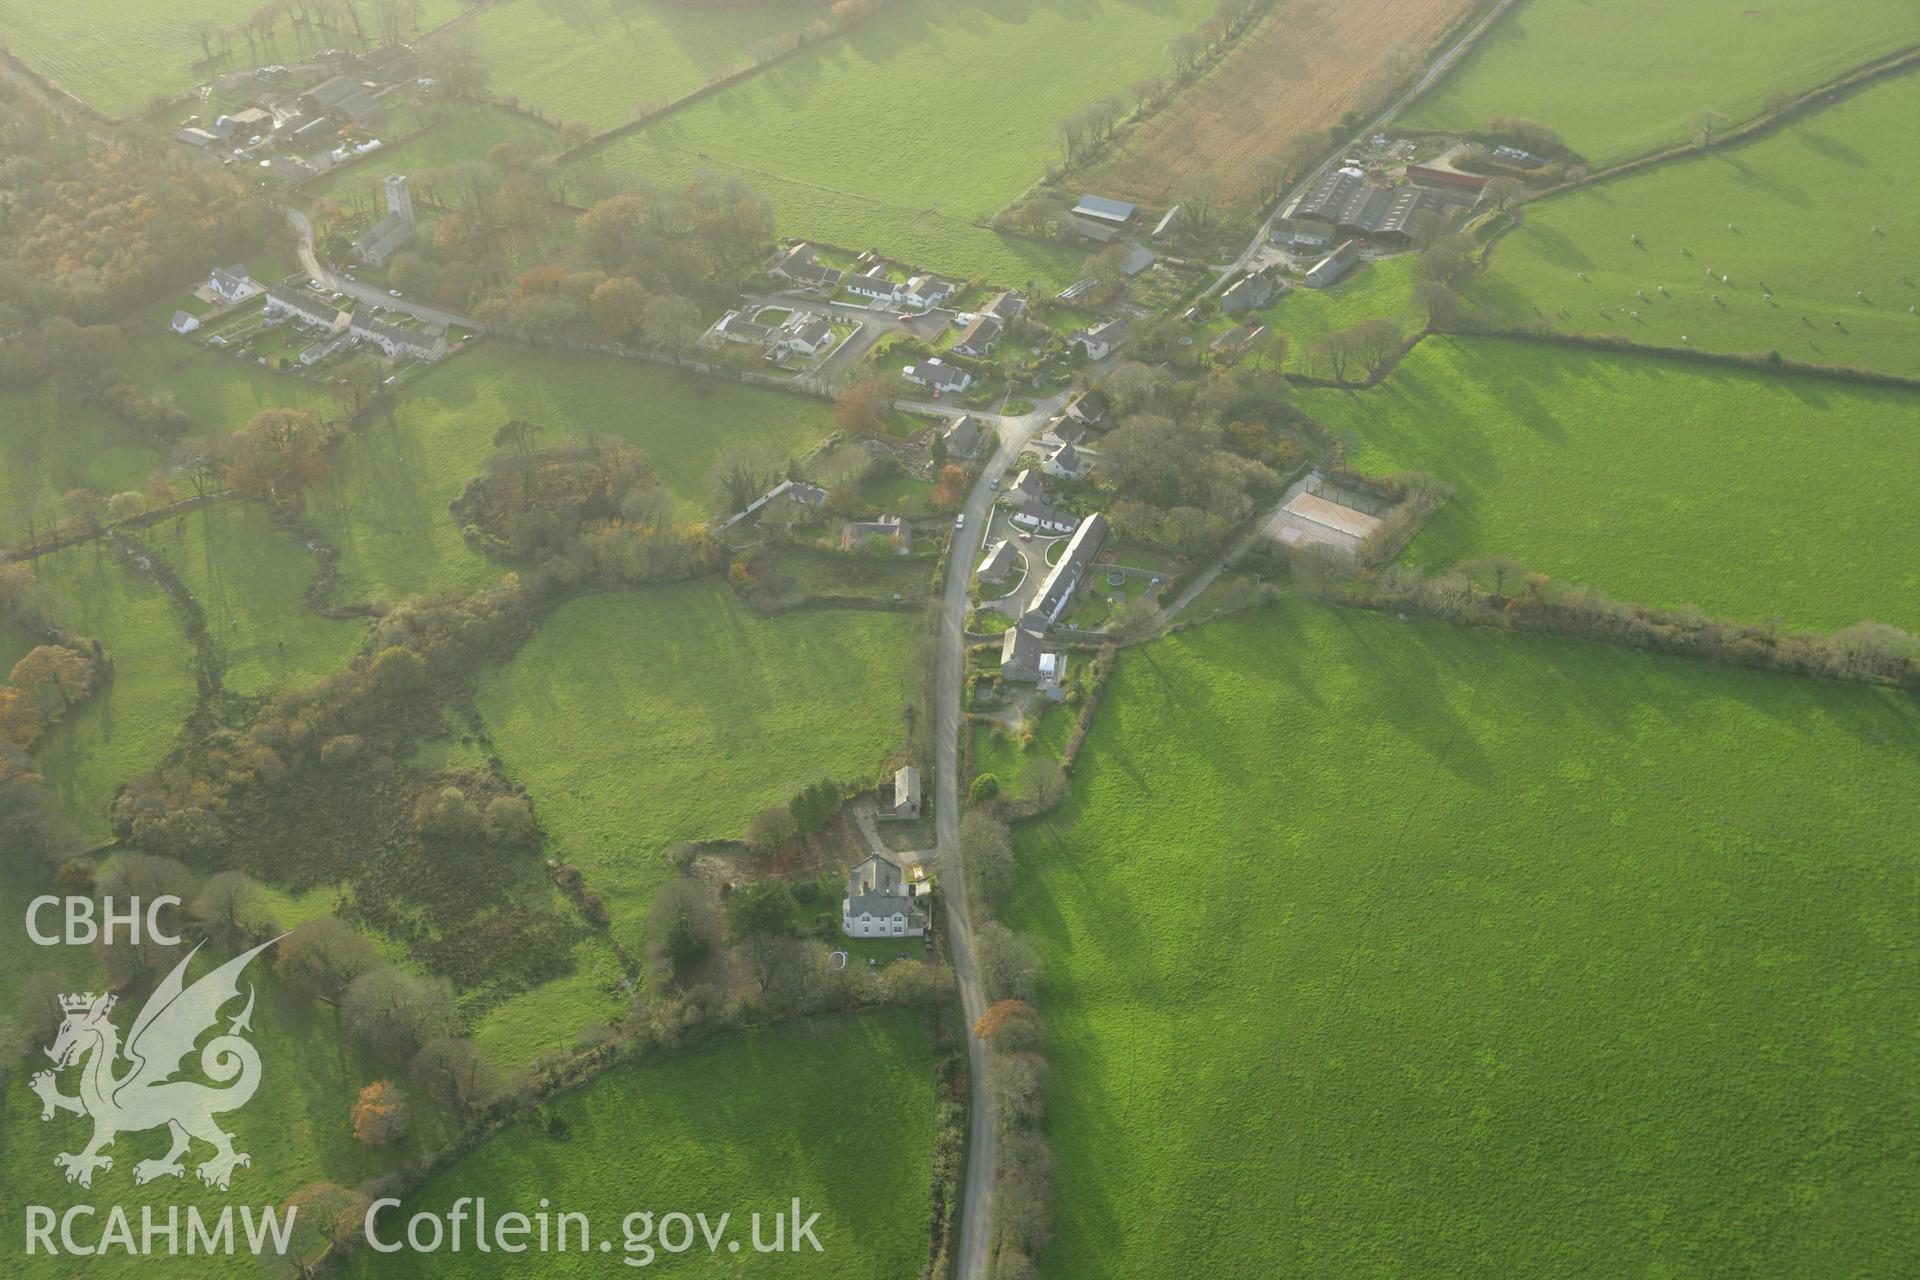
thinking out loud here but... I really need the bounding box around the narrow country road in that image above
[1204,0,1521,297]
[932,387,1077,1280]
[285,207,480,329]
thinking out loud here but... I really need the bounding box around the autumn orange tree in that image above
[225,409,332,498]
[931,463,968,510]
[350,1079,411,1146]
[834,377,895,435]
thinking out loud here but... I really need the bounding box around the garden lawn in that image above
[475,581,916,953]
[24,542,199,839]
[582,0,1214,285]
[469,0,834,131]
[314,349,840,602]
[347,1010,939,1279]
[0,0,460,119]
[0,966,444,1278]
[969,704,1071,803]
[305,106,557,209]
[1477,71,1920,378]
[1296,335,1920,631]
[1010,600,1920,1279]
[163,502,368,702]
[1399,0,1920,166]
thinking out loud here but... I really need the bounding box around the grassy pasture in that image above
[163,502,368,702]
[475,581,915,953]
[585,0,1215,285]
[1236,254,1419,373]
[1297,335,1920,631]
[24,542,198,839]
[1477,70,1920,377]
[1400,0,1920,166]
[470,0,834,131]
[347,1010,939,1279]
[0,0,460,119]
[0,960,444,1277]
[314,348,840,602]
[1010,601,1920,1279]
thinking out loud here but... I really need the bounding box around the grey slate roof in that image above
[1027,511,1108,625]
[267,283,340,326]
[1072,195,1137,224]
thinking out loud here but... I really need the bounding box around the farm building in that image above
[1406,163,1488,191]
[1073,195,1138,226]
[1151,205,1183,241]
[1284,170,1472,244]
[1302,240,1360,289]
[1066,218,1120,243]
[882,767,923,821]
[841,854,927,938]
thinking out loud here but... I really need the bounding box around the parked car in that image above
[954,514,966,530]
[989,478,1000,490]
[388,288,402,297]
[1018,531,1033,542]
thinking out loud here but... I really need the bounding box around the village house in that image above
[976,538,1019,585]
[881,766,922,821]
[1042,441,1091,482]
[264,284,347,333]
[169,310,200,335]
[207,264,257,304]
[712,310,774,346]
[769,243,846,292]
[350,313,440,361]
[951,310,1003,358]
[942,414,985,459]
[1000,623,1065,690]
[842,515,911,555]
[901,274,957,309]
[768,313,835,360]
[1302,240,1360,289]
[903,358,972,394]
[1221,264,1282,313]
[844,263,901,303]
[1023,511,1108,627]
[841,853,928,938]
[353,174,416,268]
[1070,319,1123,361]
[1062,389,1113,433]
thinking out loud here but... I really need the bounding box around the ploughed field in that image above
[1009,601,1920,1278]
[1398,0,1920,166]
[1296,335,1920,632]
[1476,70,1920,379]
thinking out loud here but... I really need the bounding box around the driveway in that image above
[285,207,479,330]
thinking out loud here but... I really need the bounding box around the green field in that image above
[0,0,460,119]
[1477,70,1920,377]
[1400,0,1920,166]
[0,961,441,1277]
[1217,255,1417,374]
[305,106,557,208]
[1009,601,1920,1278]
[1297,335,1920,630]
[470,0,833,131]
[164,502,368,702]
[583,0,1210,285]
[475,581,917,952]
[24,543,198,838]
[349,1010,939,1279]
[315,348,841,603]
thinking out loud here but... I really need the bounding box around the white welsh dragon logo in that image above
[31,938,280,1190]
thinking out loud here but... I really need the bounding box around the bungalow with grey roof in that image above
[951,311,1002,357]
[901,274,956,309]
[1042,441,1091,481]
[1007,495,1077,535]
[941,414,984,459]
[771,314,835,358]
[976,538,1018,585]
[844,263,901,302]
[903,359,971,394]
[712,310,774,345]
[769,243,845,292]
[841,853,927,937]
[169,310,201,335]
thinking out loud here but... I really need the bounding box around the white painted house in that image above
[842,853,928,938]
[903,358,972,394]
